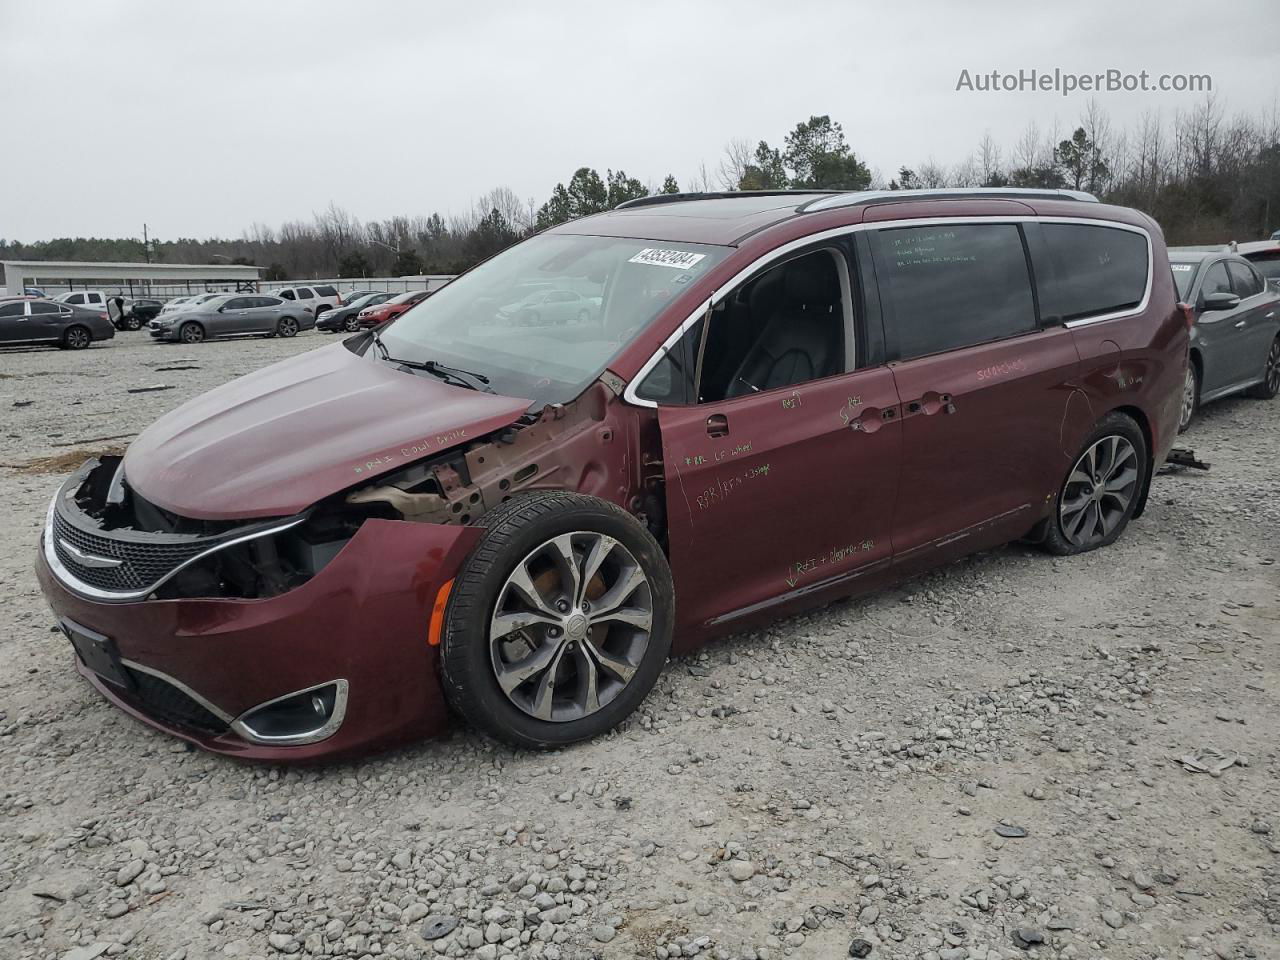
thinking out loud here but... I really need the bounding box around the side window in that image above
[29,302,60,315]
[315,285,337,297]
[871,224,1035,360]
[0,302,25,318]
[66,293,85,304]
[279,289,296,300]
[1039,223,1148,321]
[88,293,104,305]
[1227,261,1262,298]
[297,287,315,300]
[1201,262,1231,297]
[635,317,705,405]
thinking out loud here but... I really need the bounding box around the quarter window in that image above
[872,224,1036,360]
[315,285,338,297]
[1227,261,1263,298]
[1040,223,1148,322]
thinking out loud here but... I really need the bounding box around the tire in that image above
[1040,412,1148,557]
[179,321,205,344]
[1245,335,1280,400]
[440,491,674,749]
[125,316,142,331]
[343,314,360,333]
[276,316,299,338]
[62,325,91,350]
[1178,362,1200,433]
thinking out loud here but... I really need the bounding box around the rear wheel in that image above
[276,316,299,338]
[179,321,205,344]
[1178,363,1199,433]
[62,325,91,350]
[1040,413,1147,556]
[441,492,674,748]
[1245,335,1280,399]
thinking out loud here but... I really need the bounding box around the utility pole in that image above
[143,223,151,264]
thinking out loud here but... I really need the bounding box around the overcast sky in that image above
[2,0,1277,242]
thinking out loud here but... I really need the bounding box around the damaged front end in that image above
[47,377,651,605]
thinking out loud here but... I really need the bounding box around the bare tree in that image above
[718,138,753,190]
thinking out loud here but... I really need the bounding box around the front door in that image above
[0,301,27,343]
[658,370,901,632]
[1195,260,1254,392]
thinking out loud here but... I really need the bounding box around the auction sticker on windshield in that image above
[629,248,708,270]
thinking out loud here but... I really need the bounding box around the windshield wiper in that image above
[369,329,493,392]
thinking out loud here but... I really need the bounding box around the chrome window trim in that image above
[118,658,235,724]
[43,493,306,603]
[231,679,349,746]
[622,215,1155,409]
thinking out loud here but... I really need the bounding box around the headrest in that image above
[784,254,840,303]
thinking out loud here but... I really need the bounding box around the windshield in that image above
[377,233,727,405]
[1170,261,1197,299]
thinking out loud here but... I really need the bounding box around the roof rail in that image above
[797,187,1098,213]
[614,190,840,211]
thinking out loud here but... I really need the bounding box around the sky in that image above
[2,0,1277,242]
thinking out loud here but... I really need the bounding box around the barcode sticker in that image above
[628,248,707,270]
[1171,264,1194,271]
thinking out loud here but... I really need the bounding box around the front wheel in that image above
[1040,413,1148,556]
[179,321,205,344]
[441,492,674,749]
[276,316,298,338]
[1245,335,1280,399]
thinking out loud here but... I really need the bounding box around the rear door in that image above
[28,300,66,339]
[1227,260,1279,381]
[869,221,1080,566]
[651,244,901,634]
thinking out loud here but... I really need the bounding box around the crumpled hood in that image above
[125,342,531,520]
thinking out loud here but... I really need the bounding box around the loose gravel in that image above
[1,332,1277,960]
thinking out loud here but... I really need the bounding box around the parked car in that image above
[1232,240,1280,293]
[108,298,164,331]
[270,284,343,320]
[1168,250,1280,430]
[158,293,223,317]
[497,288,598,325]
[149,294,313,343]
[0,298,114,349]
[318,292,396,333]
[37,188,1187,761]
[356,289,430,327]
[53,290,109,311]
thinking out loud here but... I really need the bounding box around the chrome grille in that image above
[51,510,210,593]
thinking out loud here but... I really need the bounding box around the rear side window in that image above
[297,287,315,300]
[224,298,250,309]
[315,285,337,297]
[29,302,60,315]
[1040,223,1148,322]
[871,223,1036,360]
[1227,261,1263,298]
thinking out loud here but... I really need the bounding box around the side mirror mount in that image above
[1201,291,1240,312]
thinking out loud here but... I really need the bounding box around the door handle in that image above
[1235,320,1247,328]
[706,414,729,438]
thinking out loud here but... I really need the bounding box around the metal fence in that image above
[21,275,456,300]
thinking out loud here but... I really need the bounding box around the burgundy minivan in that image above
[37,189,1188,760]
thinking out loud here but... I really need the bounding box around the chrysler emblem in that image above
[58,539,123,569]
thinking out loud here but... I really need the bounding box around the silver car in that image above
[148,294,314,344]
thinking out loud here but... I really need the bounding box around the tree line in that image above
[3,96,1276,281]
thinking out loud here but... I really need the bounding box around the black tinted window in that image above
[66,294,85,304]
[29,302,60,315]
[1227,261,1262,298]
[1041,224,1148,321]
[1249,256,1280,281]
[297,287,314,299]
[315,285,337,296]
[873,224,1035,360]
[278,289,296,300]
[0,302,25,318]
[1201,262,1231,297]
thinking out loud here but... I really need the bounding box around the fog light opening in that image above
[232,679,349,746]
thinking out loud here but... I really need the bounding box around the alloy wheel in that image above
[278,317,298,337]
[1059,435,1139,547]
[1266,339,1280,394]
[66,327,89,349]
[1179,366,1197,430]
[489,532,653,723]
[344,315,359,332]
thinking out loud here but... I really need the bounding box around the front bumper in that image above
[37,517,481,762]
[148,323,178,341]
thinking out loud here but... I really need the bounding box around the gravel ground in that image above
[1,331,1277,960]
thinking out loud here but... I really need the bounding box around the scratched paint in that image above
[837,396,864,428]
[784,538,876,587]
[695,462,771,511]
